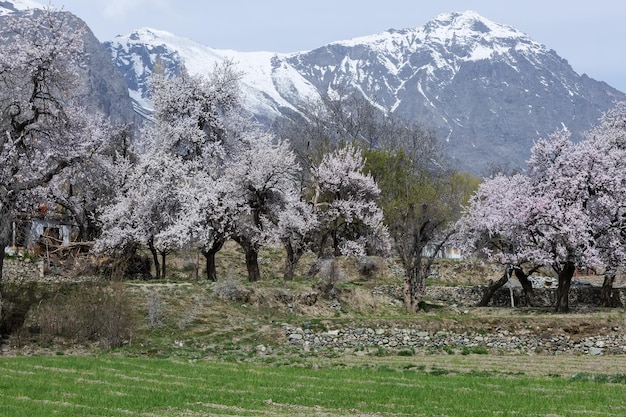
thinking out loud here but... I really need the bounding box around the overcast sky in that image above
[55,0,626,92]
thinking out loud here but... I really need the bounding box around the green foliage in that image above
[364,149,479,224]
[461,345,489,355]
[363,148,479,311]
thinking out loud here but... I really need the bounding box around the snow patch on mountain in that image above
[0,0,46,15]
[107,28,321,120]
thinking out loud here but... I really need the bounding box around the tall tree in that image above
[365,149,474,312]
[42,119,130,242]
[454,173,542,306]
[148,62,244,280]
[573,104,626,306]
[227,134,304,282]
[97,62,244,280]
[311,145,389,258]
[96,148,193,280]
[0,9,105,280]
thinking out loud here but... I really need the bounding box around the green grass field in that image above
[1,356,625,416]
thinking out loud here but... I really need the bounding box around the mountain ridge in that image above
[105,10,625,173]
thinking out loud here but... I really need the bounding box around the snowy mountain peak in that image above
[432,12,541,67]
[121,27,198,48]
[427,10,525,38]
[0,0,46,15]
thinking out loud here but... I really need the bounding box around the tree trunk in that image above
[245,246,261,282]
[74,210,99,243]
[238,238,261,282]
[147,237,160,280]
[477,268,511,307]
[403,266,425,312]
[283,241,303,281]
[0,229,10,283]
[514,267,535,307]
[201,240,224,282]
[0,249,4,321]
[600,265,616,307]
[204,251,217,282]
[331,227,341,257]
[160,251,167,280]
[81,216,100,243]
[0,248,4,283]
[555,261,575,313]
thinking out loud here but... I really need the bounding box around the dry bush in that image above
[36,282,135,349]
[356,256,385,279]
[213,278,252,302]
[97,252,152,280]
[145,292,164,329]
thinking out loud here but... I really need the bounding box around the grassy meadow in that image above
[1,355,626,416]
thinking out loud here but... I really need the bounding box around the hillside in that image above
[1,246,625,360]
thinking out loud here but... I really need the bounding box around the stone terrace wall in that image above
[283,323,626,356]
[373,285,626,308]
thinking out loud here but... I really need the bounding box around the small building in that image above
[5,207,77,255]
[422,244,463,259]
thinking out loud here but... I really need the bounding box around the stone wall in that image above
[2,259,42,283]
[373,285,626,308]
[283,323,626,356]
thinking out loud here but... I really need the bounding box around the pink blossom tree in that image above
[573,104,626,305]
[459,108,626,312]
[455,173,544,306]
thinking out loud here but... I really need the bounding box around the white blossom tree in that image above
[310,145,389,258]
[0,8,106,280]
[40,117,130,243]
[226,133,305,282]
[150,63,245,280]
[96,147,195,280]
[97,63,243,280]
[147,62,241,162]
[277,197,318,281]
[171,170,235,282]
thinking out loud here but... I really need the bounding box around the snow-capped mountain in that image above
[105,28,321,123]
[107,11,626,174]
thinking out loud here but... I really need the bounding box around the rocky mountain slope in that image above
[105,11,626,174]
[0,1,135,125]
